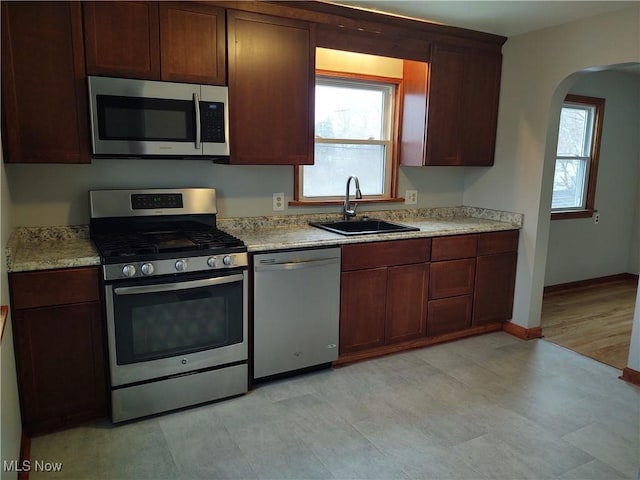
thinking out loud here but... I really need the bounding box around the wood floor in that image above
[541,276,638,370]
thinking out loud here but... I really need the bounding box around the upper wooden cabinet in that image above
[83,1,226,85]
[226,10,314,165]
[400,44,502,166]
[1,1,90,164]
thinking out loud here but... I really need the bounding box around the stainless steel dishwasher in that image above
[253,247,341,380]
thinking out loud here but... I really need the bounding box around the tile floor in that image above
[30,333,640,479]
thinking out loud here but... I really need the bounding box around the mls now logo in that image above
[4,460,63,473]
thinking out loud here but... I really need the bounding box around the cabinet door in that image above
[159,2,226,85]
[340,268,387,353]
[421,44,502,167]
[473,252,517,325]
[13,302,107,435]
[386,263,428,344]
[460,50,502,166]
[83,1,160,79]
[227,10,314,165]
[427,295,473,336]
[1,1,89,164]
[425,44,466,166]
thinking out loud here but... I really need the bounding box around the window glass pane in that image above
[557,105,593,157]
[303,144,385,197]
[551,158,587,209]
[315,83,385,140]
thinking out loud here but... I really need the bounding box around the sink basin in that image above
[309,219,420,236]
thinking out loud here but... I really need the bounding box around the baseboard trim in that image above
[502,321,543,340]
[334,322,503,366]
[544,273,638,294]
[620,367,640,387]
[18,432,30,480]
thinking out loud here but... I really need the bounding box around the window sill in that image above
[551,209,596,220]
[289,197,406,207]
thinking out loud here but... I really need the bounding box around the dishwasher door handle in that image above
[254,257,340,272]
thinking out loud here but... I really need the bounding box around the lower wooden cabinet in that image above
[473,230,519,326]
[337,230,519,363]
[339,239,430,355]
[9,267,107,435]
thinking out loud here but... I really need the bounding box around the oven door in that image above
[105,270,247,387]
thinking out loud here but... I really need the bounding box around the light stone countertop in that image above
[224,216,520,252]
[6,206,523,272]
[6,226,101,273]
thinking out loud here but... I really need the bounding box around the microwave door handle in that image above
[194,92,201,149]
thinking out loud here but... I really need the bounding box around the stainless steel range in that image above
[89,188,248,423]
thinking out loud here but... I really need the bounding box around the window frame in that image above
[292,70,403,205]
[551,94,605,220]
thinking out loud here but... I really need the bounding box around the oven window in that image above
[113,277,243,365]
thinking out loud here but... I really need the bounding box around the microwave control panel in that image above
[200,102,226,143]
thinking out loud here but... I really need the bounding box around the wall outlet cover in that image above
[273,192,285,211]
[405,190,418,205]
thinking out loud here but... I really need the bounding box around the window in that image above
[295,74,399,202]
[551,94,605,219]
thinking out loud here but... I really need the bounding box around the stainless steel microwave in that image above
[88,76,230,159]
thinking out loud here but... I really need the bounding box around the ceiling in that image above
[326,1,635,37]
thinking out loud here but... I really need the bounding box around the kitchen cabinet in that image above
[1,1,90,164]
[400,44,502,166]
[340,239,430,354]
[226,10,314,165]
[427,235,477,336]
[473,230,519,325]
[9,267,107,435]
[83,1,226,85]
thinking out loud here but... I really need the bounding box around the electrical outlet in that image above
[405,190,418,205]
[594,213,600,224]
[272,192,285,211]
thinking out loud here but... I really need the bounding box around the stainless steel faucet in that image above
[343,175,363,221]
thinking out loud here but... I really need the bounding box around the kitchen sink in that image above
[309,219,420,236]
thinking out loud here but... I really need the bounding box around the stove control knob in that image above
[207,257,217,268]
[223,255,233,266]
[141,263,154,275]
[175,259,187,272]
[122,264,136,278]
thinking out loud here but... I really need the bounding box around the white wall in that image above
[463,5,640,330]
[545,70,640,286]
[5,162,465,226]
[1,147,22,480]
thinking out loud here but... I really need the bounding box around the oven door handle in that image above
[113,274,244,296]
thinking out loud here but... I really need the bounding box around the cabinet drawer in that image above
[431,235,477,261]
[10,267,101,310]
[427,295,472,336]
[429,258,475,299]
[477,230,519,255]
[341,238,431,271]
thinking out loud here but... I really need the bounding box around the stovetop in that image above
[92,228,245,261]
[89,188,247,280]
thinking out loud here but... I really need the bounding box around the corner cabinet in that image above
[1,1,90,164]
[401,44,502,166]
[83,1,226,85]
[227,10,315,165]
[9,267,107,435]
